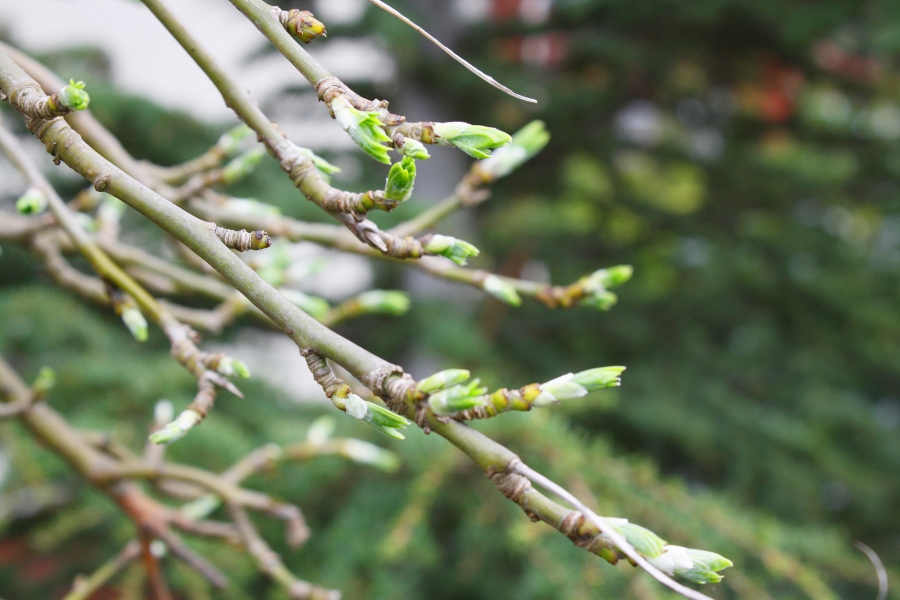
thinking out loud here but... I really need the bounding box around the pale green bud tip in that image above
[479,120,550,179]
[217,125,253,154]
[344,394,410,440]
[384,157,417,202]
[400,138,430,160]
[482,274,522,306]
[433,122,511,159]
[428,380,488,415]
[280,290,331,320]
[423,234,480,266]
[58,79,90,111]
[121,307,148,342]
[331,96,392,164]
[571,366,625,391]
[580,290,618,311]
[306,416,336,445]
[647,546,733,584]
[282,9,327,44]
[297,147,341,177]
[16,188,48,215]
[416,369,471,394]
[149,410,202,445]
[32,366,56,394]
[533,373,584,406]
[342,439,401,472]
[584,265,633,292]
[217,357,251,379]
[356,290,410,316]
[221,146,265,184]
[613,521,667,558]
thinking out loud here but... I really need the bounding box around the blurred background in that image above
[1,0,899,598]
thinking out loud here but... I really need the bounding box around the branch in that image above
[0,49,730,598]
[62,541,142,600]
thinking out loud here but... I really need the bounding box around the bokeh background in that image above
[1,0,899,598]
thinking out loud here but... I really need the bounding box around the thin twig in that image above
[366,0,536,103]
[855,541,889,600]
[512,461,714,600]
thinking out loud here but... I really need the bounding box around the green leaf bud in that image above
[57,79,90,111]
[580,290,618,311]
[432,122,511,159]
[571,366,625,391]
[221,146,265,185]
[647,546,733,584]
[297,147,341,179]
[343,394,410,440]
[479,120,550,179]
[482,274,522,306]
[31,366,56,395]
[121,305,149,342]
[280,289,331,320]
[582,266,633,295]
[216,125,253,155]
[16,187,48,215]
[306,416,336,444]
[400,137,430,160]
[280,9,327,44]
[679,548,734,583]
[428,380,488,415]
[149,409,202,445]
[416,369,471,394]
[341,439,401,472]
[331,95,392,164]
[532,373,586,406]
[355,290,411,316]
[215,356,251,379]
[423,234,480,266]
[384,157,417,202]
[614,521,667,558]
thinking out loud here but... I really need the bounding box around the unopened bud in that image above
[416,369,471,394]
[384,157,417,202]
[571,366,625,391]
[215,356,251,379]
[341,439,401,472]
[279,9,327,44]
[216,125,253,155]
[433,122,511,159]
[428,380,488,415]
[221,146,265,185]
[121,305,148,342]
[482,274,522,306]
[16,187,47,215]
[58,79,90,111]
[280,289,331,320]
[355,290,410,316]
[31,366,56,395]
[149,409,202,445]
[423,234,480,266]
[479,120,550,179]
[306,416,336,444]
[399,137,430,160]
